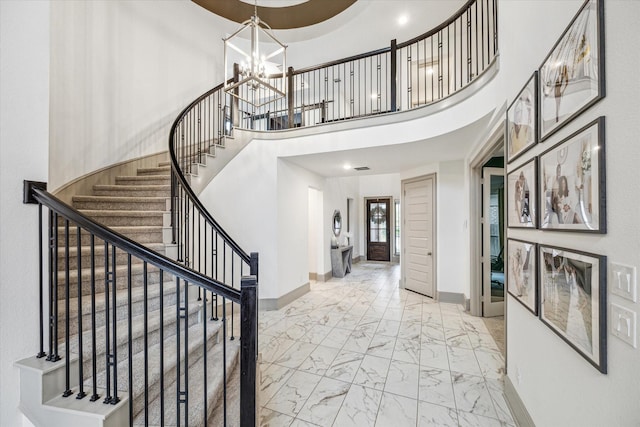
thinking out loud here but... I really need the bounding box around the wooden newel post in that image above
[239,275,258,427]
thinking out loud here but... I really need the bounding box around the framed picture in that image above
[506,72,537,163]
[507,239,537,315]
[507,158,537,228]
[539,245,606,373]
[539,0,605,141]
[539,117,605,232]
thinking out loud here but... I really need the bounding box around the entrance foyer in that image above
[258,263,510,426]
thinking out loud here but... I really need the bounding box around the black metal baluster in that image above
[50,212,61,362]
[47,209,54,360]
[144,262,149,426]
[127,254,133,425]
[76,226,86,399]
[159,270,165,426]
[230,251,235,340]
[176,277,181,427]
[183,281,189,424]
[104,241,112,403]
[222,297,227,424]
[63,219,72,397]
[110,245,119,404]
[202,286,208,425]
[37,204,46,358]
[90,235,99,401]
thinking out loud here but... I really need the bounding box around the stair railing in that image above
[229,0,497,130]
[24,181,258,427]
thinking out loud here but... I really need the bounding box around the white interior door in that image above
[403,176,435,298]
[483,168,505,317]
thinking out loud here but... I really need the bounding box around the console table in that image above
[331,245,353,278]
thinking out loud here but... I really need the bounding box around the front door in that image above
[403,176,435,298]
[483,167,505,317]
[366,198,390,261]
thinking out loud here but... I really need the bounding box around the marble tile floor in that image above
[257,262,514,427]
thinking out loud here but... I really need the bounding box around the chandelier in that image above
[223,2,287,108]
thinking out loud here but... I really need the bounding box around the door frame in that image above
[482,167,506,317]
[401,174,437,297]
[469,127,505,317]
[364,196,393,261]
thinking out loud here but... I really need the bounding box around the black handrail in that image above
[32,187,241,301]
[25,180,258,426]
[168,83,250,266]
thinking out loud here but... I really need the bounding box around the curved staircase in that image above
[17,159,243,426]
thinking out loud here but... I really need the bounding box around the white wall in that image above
[502,1,640,425]
[49,0,224,190]
[0,2,50,426]
[325,177,361,262]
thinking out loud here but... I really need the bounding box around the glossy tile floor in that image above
[257,262,514,427]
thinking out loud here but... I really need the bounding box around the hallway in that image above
[258,263,513,426]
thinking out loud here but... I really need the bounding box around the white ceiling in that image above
[283,110,496,178]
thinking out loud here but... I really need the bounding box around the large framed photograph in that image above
[506,72,537,163]
[539,117,605,232]
[507,239,537,315]
[539,245,606,373]
[539,0,605,141]
[507,158,537,228]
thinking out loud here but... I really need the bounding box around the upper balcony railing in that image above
[232,0,498,130]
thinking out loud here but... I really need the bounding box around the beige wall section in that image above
[53,151,169,204]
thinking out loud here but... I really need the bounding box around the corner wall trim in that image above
[504,375,536,427]
[260,282,310,311]
[437,291,465,305]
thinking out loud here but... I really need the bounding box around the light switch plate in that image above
[610,262,637,302]
[610,303,637,348]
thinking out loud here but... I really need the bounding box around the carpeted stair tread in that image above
[133,336,240,426]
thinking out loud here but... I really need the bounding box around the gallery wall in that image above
[497,1,640,425]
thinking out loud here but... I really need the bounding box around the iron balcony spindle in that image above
[47,209,54,360]
[51,212,61,362]
[103,241,112,403]
[203,286,208,424]
[159,270,165,427]
[143,261,149,425]
[127,254,133,426]
[90,234,99,401]
[63,219,72,398]
[76,226,87,399]
[37,203,46,359]
[110,244,119,404]
[222,297,227,424]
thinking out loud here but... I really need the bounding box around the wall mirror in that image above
[332,210,342,237]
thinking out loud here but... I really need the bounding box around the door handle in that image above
[428,252,432,256]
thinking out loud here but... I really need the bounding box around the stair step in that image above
[93,184,171,198]
[137,166,171,176]
[134,336,240,426]
[72,196,168,212]
[56,261,169,298]
[67,300,206,385]
[157,161,171,167]
[56,243,166,270]
[56,225,165,246]
[79,210,166,227]
[116,175,170,186]
[92,318,227,421]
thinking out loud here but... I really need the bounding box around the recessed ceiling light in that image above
[343,163,352,170]
[398,15,409,26]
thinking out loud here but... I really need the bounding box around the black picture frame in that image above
[538,244,607,373]
[507,239,538,315]
[539,117,605,232]
[507,158,537,229]
[538,0,605,142]
[506,72,538,163]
